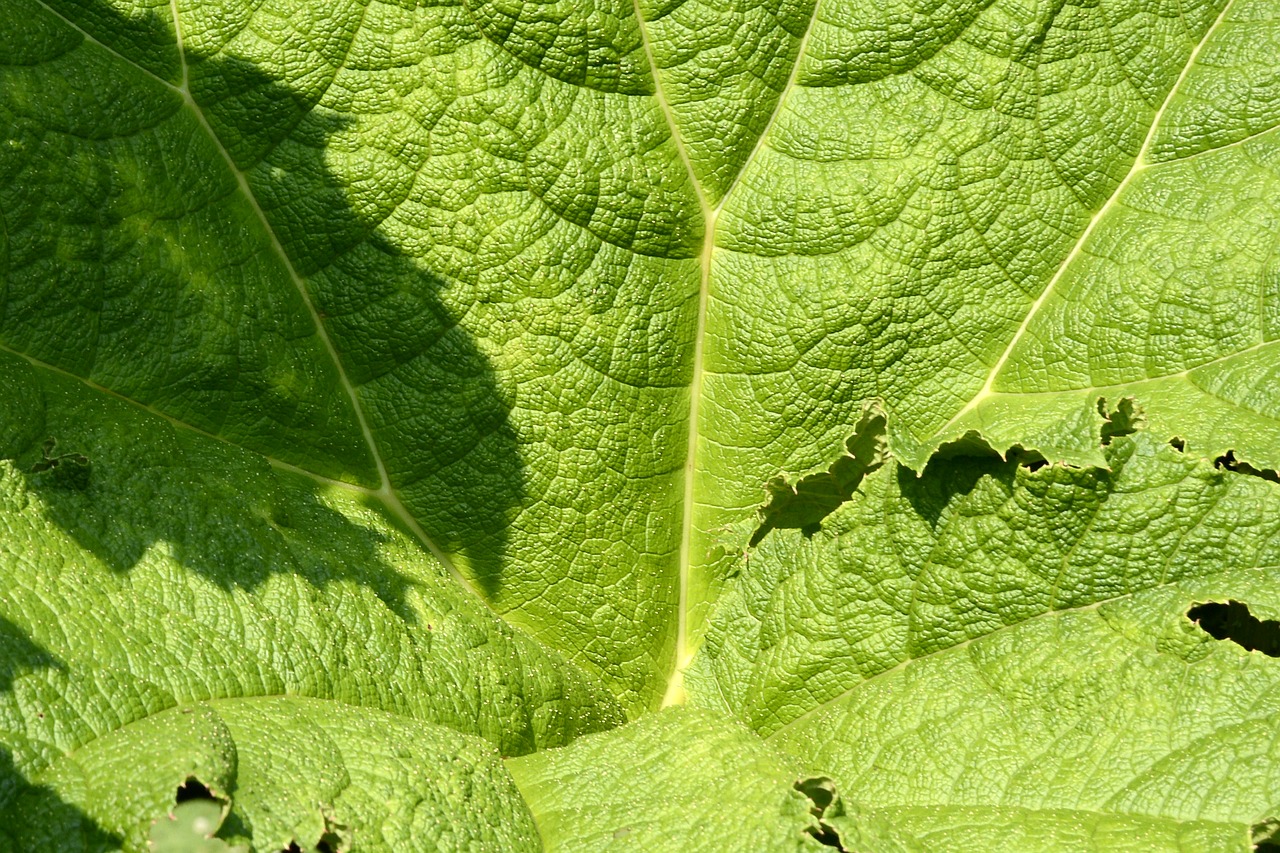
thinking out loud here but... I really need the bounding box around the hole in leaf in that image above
[1253,818,1280,851]
[1187,601,1280,657]
[806,823,846,850]
[1214,451,1280,485]
[1169,437,1186,452]
[750,404,887,548]
[29,437,91,490]
[150,781,243,853]
[1098,397,1144,445]
[794,776,848,851]
[175,778,215,803]
[277,827,347,852]
[794,776,836,814]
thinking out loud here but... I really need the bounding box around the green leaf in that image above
[0,356,621,844]
[2,0,1279,848]
[924,0,1280,472]
[505,706,831,851]
[11,699,541,852]
[689,432,1280,849]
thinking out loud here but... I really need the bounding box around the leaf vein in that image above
[933,0,1239,442]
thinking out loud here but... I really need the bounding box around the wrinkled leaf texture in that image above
[2,0,1279,849]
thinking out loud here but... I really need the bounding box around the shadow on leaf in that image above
[0,746,122,852]
[0,0,523,599]
[0,627,119,851]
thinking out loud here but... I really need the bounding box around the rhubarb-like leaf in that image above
[2,0,1279,848]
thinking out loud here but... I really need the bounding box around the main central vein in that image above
[628,0,713,707]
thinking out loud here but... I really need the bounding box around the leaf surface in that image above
[10,698,541,852]
[0,355,621,842]
[2,0,1280,848]
[505,706,831,851]
[688,432,1280,849]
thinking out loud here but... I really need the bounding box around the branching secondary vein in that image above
[165,1,480,598]
[713,0,822,216]
[31,0,474,598]
[937,0,1238,437]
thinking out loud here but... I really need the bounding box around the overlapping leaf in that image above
[689,431,1280,850]
[0,354,621,846]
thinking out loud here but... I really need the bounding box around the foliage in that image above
[2,0,1279,849]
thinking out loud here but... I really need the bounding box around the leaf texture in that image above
[688,433,1280,849]
[506,706,827,851]
[1,0,1279,847]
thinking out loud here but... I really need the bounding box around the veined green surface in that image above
[0,353,621,848]
[689,432,1280,850]
[11,697,543,851]
[2,0,1279,848]
[505,706,830,851]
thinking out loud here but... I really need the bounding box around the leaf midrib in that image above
[634,0,823,707]
[629,0,710,707]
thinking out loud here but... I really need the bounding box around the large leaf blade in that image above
[0,353,622,802]
[688,432,1280,849]
[3,0,1280,847]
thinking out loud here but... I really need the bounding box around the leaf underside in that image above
[2,0,1279,849]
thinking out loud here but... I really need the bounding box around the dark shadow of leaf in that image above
[0,627,119,851]
[0,0,523,598]
[0,614,63,692]
[0,747,123,852]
